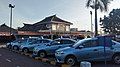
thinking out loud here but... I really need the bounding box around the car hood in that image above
[12,42,20,45]
[56,47,75,52]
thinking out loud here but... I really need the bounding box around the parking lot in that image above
[0,46,56,67]
[0,44,120,67]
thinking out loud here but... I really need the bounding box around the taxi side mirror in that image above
[77,45,84,49]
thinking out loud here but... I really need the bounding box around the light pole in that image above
[9,4,15,36]
[90,11,93,37]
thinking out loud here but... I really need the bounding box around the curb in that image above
[24,53,30,56]
[34,57,57,65]
[34,57,42,60]
[12,50,33,58]
[61,64,71,67]
[20,52,24,55]
[50,61,56,65]
[29,54,33,58]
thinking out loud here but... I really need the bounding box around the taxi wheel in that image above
[39,51,46,58]
[113,54,120,64]
[23,48,29,53]
[13,46,19,50]
[65,56,77,66]
[8,45,12,49]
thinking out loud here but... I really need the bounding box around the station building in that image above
[18,15,76,36]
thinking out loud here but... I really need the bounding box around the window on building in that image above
[66,25,70,31]
[57,24,65,32]
[52,24,56,30]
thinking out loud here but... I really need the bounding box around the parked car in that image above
[19,39,53,53]
[6,39,25,49]
[32,38,76,58]
[12,37,41,50]
[55,36,120,65]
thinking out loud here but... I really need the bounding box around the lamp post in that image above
[90,11,93,37]
[9,4,15,36]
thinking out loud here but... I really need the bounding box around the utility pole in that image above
[9,4,15,36]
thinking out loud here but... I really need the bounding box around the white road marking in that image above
[6,59,12,62]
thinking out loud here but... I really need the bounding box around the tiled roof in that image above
[18,23,35,31]
[18,23,48,31]
[35,15,73,25]
[0,24,17,33]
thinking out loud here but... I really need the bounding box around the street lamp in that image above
[90,11,93,37]
[9,4,15,36]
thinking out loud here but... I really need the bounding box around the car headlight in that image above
[7,43,10,45]
[34,47,39,51]
[56,51,64,55]
[33,48,37,51]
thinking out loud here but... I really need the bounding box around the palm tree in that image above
[86,0,112,36]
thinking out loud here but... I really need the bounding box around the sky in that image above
[0,0,120,31]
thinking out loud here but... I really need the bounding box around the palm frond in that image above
[86,0,113,12]
[90,5,95,9]
[101,0,112,11]
[98,0,104,12]
[86,0,92,7]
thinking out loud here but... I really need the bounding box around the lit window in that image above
[66,26,70,31]
[52,24,56,30]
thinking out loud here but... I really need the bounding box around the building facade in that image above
[18,15,73,35]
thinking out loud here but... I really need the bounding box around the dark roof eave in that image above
[51,21,73,25]
[70,23,73,25]
[35,21,73,25]
[34,22,51,25]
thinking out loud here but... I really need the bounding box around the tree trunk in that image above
[95,7,98,36]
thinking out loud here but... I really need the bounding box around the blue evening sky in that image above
[0,0,120,31]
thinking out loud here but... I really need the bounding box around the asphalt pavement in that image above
[0,47,56,67]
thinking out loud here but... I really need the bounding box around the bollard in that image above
[80,61,91,67]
